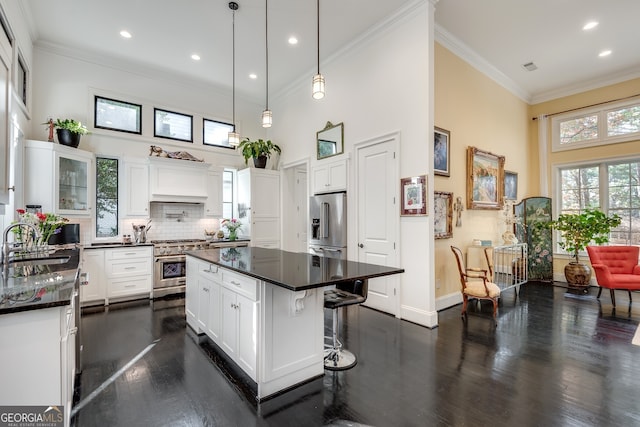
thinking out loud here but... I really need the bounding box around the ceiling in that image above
[21,0,640,105]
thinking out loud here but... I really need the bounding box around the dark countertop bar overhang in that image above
[185,247,404,291]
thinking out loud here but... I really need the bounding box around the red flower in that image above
[16,209,25,214]
[36,212,47,221]
[36,288,46,298]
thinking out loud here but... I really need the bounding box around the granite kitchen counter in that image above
[0,248,80,315]
[185,246,404,291]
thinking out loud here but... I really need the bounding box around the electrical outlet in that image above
[436,279,441,289]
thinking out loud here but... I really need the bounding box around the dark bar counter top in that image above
[0,248,80,315]
[185,247,404,291]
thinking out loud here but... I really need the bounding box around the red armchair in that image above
[586,246,640,307]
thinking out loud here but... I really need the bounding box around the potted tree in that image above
[54,119,89,148]
[546,208,621,289]
[237,138,281,168]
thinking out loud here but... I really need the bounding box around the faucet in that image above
[2,222,41,268]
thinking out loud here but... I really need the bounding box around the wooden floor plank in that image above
[73,283,640,426]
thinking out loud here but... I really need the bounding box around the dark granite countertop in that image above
[185,247,404,291]
[84,242,154,249]
[0,248,80,315]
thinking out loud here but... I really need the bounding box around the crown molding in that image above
[434,24,532,103]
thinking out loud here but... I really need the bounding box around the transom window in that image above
[203,119,234,148]
[556,159,640,247]
[552,99,640,152]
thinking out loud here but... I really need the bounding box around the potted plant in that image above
[237,138,281,168]
[54,119,89,148]
[546,208,621,289]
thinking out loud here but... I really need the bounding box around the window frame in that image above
[552,98,640,152]
[154,107,193,143]
[95,156,120,240]
[94,95,142,135]
[552,155,640,254]
[203,118,235,149]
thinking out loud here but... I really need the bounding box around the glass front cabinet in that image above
[25,139,94,216]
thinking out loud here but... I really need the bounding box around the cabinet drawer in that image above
[198,262,221,282]
[106,258,152,277]
[106,247,152,260]
[222,270,258,301]
[108,275,152,298]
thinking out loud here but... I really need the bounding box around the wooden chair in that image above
[451,246,501,318]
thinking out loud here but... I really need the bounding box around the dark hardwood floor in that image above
[72,283,640,427]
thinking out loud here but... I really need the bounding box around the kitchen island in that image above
[185,247,404,401]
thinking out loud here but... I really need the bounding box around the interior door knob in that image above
[358,243,364,248]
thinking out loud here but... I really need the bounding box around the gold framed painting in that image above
[466,146,505,210]
[434,191,453,239]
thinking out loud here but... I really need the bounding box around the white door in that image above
[356,136,399,315]
[295,168,308,252]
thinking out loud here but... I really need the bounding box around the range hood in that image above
[148,157,210,204]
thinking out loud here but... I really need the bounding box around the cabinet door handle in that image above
[124,266,136,270]
[69,327,78,335]
[230,280,241,287]
[202,287,209,292]
[124,284,136,288]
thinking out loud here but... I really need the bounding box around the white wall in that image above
[271,2,438,327]
[29,46,267,168]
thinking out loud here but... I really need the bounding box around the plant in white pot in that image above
[545,208,621,289]
[54,119,89,148]
[237,138,281,169]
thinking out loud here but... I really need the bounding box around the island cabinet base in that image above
[186,255,325,401]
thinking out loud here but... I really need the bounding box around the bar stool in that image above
[324,279,368,370]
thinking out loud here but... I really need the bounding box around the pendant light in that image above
[228,1,240,147]
[312,0,325,99]
[261,0,272,127]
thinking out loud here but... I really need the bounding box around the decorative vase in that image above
[229,230,237,241]
[57,129,81,148]
[253,155,267,169]
[564,262,592,289]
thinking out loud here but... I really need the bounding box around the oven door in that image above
[153,255,186,296]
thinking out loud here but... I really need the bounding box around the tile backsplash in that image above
[73,203,221,244]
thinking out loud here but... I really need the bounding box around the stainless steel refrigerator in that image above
[309,192,347,259]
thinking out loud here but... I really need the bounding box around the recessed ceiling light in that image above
[191,54,201,61]
[249,73,257,79]
[583,21,598,30]
[288,36,298,45]
[599,50,612,57]
[120,30,132,39]
[522,61,538,72]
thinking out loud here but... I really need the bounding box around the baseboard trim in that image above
[400,305,439,328]
[436,291,462,311]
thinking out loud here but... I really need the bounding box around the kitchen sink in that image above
[8,255,71,267]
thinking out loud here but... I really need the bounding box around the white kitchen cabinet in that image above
[123,159,149,217]
[148,156,210,203]
[311,157,347,194]
[185,256,199,330]
[186,256,222,338]
[205,166,223,217]
[220,269,258,379]
[0,46,10,206]
[0,302,77,424]
[237,168,280,248]
[24,139,94,216]
[80,248,106,305]
[105,246,152,302]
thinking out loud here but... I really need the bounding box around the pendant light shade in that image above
[312,0,325,99]
[228,1,240,147]
[262,0,272,128]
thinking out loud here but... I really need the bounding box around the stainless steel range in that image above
[152,239,208,298]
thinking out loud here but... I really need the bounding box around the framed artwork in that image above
[466,146,505,210]
[400,175,427,216]
[434,191,453,239]
[504,170,518,200]
[434,127,450,176]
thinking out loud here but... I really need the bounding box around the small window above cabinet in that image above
[311,157,347,195]
[24,140,94,216]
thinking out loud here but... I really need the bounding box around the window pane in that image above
[96,157,119,238]
[95,96,142,134]
[607,105,640,136]
[559,115,598,144]
[154,108,193,142]
[559,166,599,212]
[17,56,27,106]
[204,119,234,148]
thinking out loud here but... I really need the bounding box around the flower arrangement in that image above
[13,209,68,247]
[221,218,242,240]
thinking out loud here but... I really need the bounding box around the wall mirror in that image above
[316,121,344,160]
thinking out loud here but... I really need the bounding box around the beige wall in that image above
[530,78,640,276]
[433,43,530,305]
